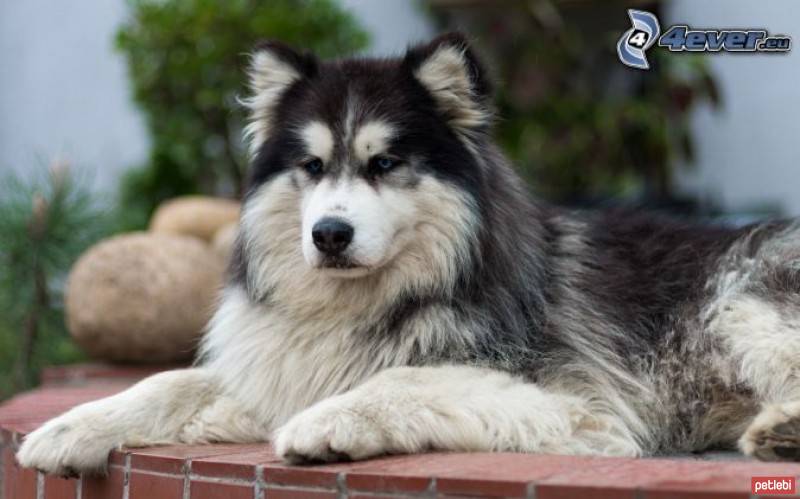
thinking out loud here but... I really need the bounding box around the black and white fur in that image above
[18,33,800,474]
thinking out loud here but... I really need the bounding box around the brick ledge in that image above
[2,365,799,499]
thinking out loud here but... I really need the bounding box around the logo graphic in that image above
[617,10,661,70]
[659,26,791,52]
[617,10,792,70]
[751,476,796,495]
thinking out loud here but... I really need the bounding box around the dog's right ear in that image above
[404,33,493,132]
[243,41,318,156]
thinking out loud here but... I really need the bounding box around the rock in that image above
[65,232,225,363]
[212,222,238,261]
[150,196,240,242]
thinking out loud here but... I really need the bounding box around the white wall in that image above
[0,0,432,192]
[667,0,800,215]
[339,0,434,56]
[3,0,798,216]
[0,0,150,190]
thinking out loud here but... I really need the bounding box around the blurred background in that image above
[0,0,798,397]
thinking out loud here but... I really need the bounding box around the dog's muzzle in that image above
[312,217,354,256]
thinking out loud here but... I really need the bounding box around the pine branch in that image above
[0,163,110,395]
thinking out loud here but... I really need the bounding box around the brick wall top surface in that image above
[1,364,799,499]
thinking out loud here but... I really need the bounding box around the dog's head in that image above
[238,34,492,303]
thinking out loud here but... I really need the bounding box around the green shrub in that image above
[116,0,369,229]
[0,166,110,396]
[426,3,720,204]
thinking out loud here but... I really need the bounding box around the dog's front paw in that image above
[741,401,800,461]
[16,412,116,476]
[274,396,390,464]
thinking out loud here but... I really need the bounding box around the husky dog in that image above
[17,33,800,475]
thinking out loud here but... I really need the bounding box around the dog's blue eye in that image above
[303,158,323,175]
[373,156,397,171]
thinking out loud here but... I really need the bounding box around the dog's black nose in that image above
[312,218,354,255]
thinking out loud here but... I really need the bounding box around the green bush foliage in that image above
[427,2,720,204]
[0,166,110,396]
[115,0,369,229]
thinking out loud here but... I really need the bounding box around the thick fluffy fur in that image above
[18,33,800,475]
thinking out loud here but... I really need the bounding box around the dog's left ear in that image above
[404,33,493,131]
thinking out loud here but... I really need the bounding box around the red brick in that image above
[190,445,278,481]
[263,486,338,499]
[646,491,749,499]
[40,363,179,386]
[263,453,436,493]
[129,447,190,474]
[537,485,634,499]
[81,465,126,499]
[44,475,77,499]
[728,459,800,476]
[348,494,419,499]
[537,457,755,499]
[345,472,431,494]
[437,478,530,498]
[128,470,185,498]
[108,449,127,466]
[14,466,39,499]
[262,463,344,489]
[189,479,254,499]
[190,459,256,482]
[337,453,461,494]
[0,427,12,445]
[0,385,131,436]
[4,446,18,499]
[431,453,604,498]
[129,444,261,474]
[644,473,751,499]
[534,456,646,499]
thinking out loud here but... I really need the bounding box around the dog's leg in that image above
[16,368,268,476]
[739,401,800,460]
[707,293,800,460]
[738,377,800,461]
[274,365,641,463]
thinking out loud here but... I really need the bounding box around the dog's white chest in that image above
[202,289,395,427]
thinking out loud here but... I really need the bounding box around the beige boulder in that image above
[65,232,225,363]
[150,196,240,242]
[212,222,238,261]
